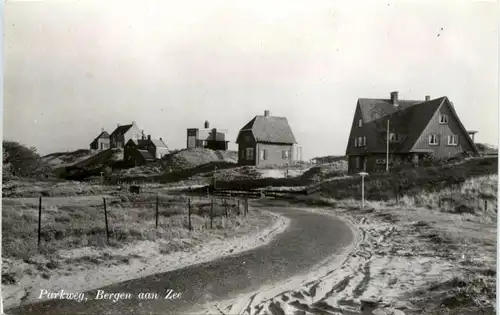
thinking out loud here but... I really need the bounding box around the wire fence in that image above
[32,195,250,251]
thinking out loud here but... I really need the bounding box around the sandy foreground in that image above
[2,209,290,310]
[197,204,496,315]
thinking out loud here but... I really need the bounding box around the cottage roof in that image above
[138,150,155,160]
[92,131,110,142]
[110,124,134,137]
[237,115,297,144]
[150,139,168,148]
[358,98,422,123]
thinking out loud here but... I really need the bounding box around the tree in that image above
[3,141,50,178]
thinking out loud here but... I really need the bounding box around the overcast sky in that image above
[4,0,498,159]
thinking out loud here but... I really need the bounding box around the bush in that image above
[3,141,51,178]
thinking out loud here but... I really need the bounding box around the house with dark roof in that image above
[187,121,229,150]
[109,121,142,149]
[346,91,479,174]
[236,110,297,166]
[90,129,110,151]
[124,134,169,166]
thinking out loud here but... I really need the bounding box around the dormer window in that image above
[439,114,448,124]
[358,119,363,127]
[389,133,400,142]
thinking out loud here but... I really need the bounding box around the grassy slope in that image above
[2,192,267,285]
[293,173,497,314]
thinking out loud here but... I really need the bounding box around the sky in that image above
[4,0,499,159]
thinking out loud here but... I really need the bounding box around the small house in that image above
[236,110,297,166]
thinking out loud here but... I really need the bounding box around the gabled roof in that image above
[358,98,422,123]
[346,96,479,155]
[367,97,446,153]
[92,131,110,142]
[138,150,154,160]
[110,124,133,137]
[126,138,168,150]
[150,139,168,148]
[236,115,297,144]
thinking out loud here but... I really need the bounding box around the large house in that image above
[109,121,142,149]
[124,135,169,166]
[345,91,479,174]
[89,129,110,151]
[236,110,297,166]
[187,121,229,150]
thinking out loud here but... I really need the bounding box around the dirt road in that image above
[6,204,355,315]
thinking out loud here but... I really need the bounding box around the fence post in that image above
[210,199,214,229]
[155,195,159,229]
[244,198,248,216]
[188,199,192,231]
[484,200,488,211]
[38,196,42,249]
[103,197,109,244]
[224,199,228,218]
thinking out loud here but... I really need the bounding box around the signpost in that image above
[359,172,369,209]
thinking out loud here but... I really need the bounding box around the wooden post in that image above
[484,200,487,211]
[210,199,214,229]
[188,199,192,231]
[245,198,248,216]
[103,197,109,244]
[224,199,228,217]
[155,195,159,229]
[38,196,42,249]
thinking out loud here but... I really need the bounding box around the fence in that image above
[33,195,250,250]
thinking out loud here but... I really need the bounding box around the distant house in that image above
[345,91,479,174]
[236,110,297,166]
[124,135,169,166]
[109,121,142,149]
[187,121,229,151]
[90,129,110,151]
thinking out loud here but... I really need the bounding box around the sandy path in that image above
[199,202,496,315]
[3,209,290,310]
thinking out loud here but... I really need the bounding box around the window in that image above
[354,137,358,147]
[429,134,439,145]
[389,133,401,142]
[363,136,366,146]
[447,135,458,146]
[355,157,360,168]
[358,136,363,146]
[246,148,254,160]
[358,119,363,127]
[439,114,448,124]
[282,150,289,160]
[260,149,267,161]
[376,159,386,165]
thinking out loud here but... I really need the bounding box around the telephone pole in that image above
[386,119,390,172]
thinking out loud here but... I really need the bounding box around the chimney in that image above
[132,121,136,125]
[147,135,151,141]
[204,120,210,129]
[117,123,120,127]
[390,91,399,106]
[264,110,270,117]
[425,95,431,101]
[141,130,145,140]
[159,137,162,141]
[101,128,104,133]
